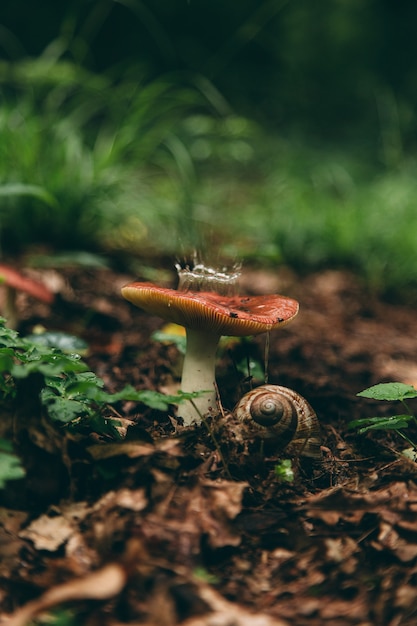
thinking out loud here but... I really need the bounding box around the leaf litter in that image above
[1,265,417,625]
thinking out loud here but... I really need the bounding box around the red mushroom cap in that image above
[121,282,299,336]
[0,265,54,304]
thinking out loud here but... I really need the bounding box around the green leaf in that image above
[0,350,15,371]
[0,183,58,208]
[151,329,187,355]
[128,389,178,410]
[85,385,177,410]
[193,566,220,584]
[0,324,25,348]
[24,331,89,355]
[274,459,295,482]
[84,414,122,439]
[348,414,414,434]
[41,393,92,423]
[80,384,198,411]
[0,439,25,488]
[9,352,87,379]
[64,372,105,398]
[357,382,417,402]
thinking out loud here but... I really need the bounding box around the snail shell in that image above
[233,385,322,459]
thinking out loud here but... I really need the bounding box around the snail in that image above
[233,385,322,459]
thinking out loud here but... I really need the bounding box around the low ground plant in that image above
[349,382,417,454]
[0,319,194,488]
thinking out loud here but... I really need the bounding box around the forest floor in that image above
[1,262,417,626]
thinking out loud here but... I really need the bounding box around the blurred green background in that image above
[1,0,417,296]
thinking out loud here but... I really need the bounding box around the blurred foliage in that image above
[0,1,416,296]
[200,142,417,295]
[2,0,417,147]
[0,41,258,256]
[0,438,25,488]
[0,52,225,253]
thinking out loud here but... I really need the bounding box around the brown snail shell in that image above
[233,385,322,459]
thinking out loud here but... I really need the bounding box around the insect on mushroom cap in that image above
[121,282,299,336]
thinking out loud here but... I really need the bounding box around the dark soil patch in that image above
[1,264,417,626]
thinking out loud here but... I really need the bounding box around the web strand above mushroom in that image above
[122,274,299,426]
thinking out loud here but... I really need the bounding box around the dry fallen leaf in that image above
[181,582,289,626]
[19,502,89,552]
[6,563,127,626]
[372,521,417,562]
[92,488,148,513]
[0,508,29,578]
[324,536,358,574]
[87,437,183,461]
[187,479,248,548]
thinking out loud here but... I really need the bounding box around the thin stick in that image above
[189,395,232,479]
[246,352,253,389]
[264,331,270,383]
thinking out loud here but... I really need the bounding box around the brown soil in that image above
[1,263,417,626]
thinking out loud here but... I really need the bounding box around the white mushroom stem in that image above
[179,328,221,426]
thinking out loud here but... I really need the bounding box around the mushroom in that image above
[0,264,54,329]
[121,273,299,426]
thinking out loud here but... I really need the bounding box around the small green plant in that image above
[274,458,295,482]
[0,319,196,487]
[349,382,417,452]
[0,438,26,488]
[0,319,193,418]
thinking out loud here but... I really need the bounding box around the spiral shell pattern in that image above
[233,385,322,459]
